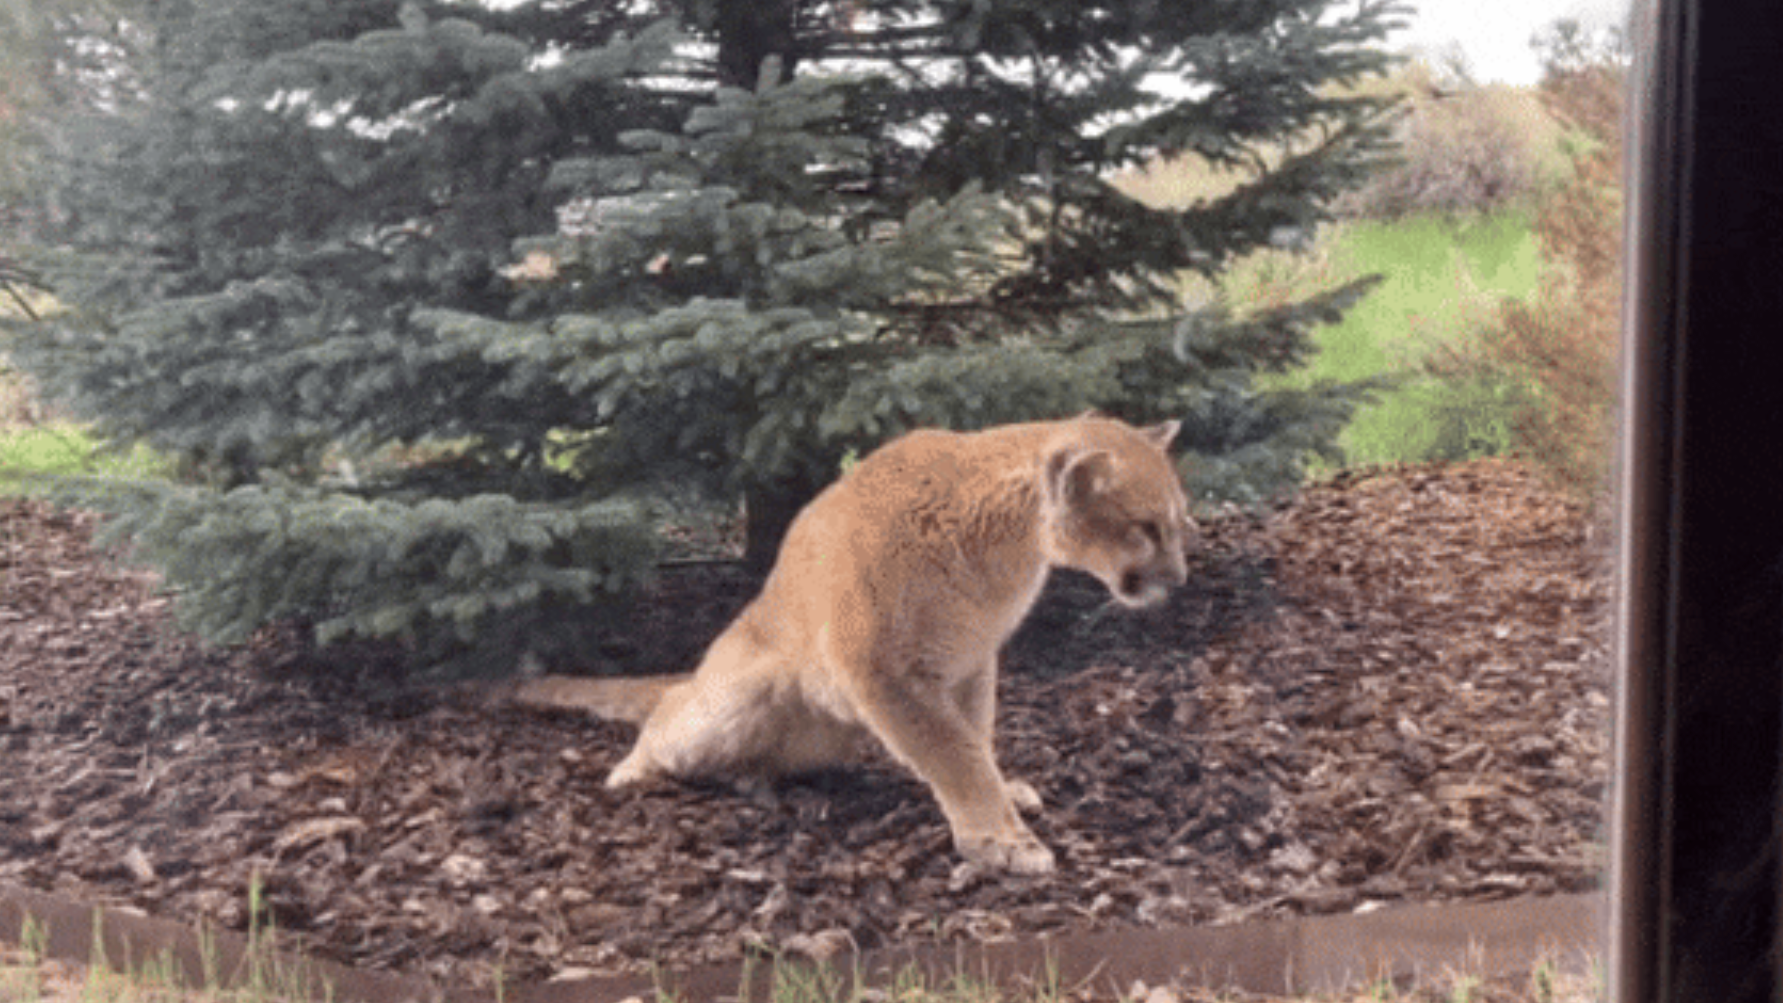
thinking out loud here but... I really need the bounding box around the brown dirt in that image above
[0,458,1611,992]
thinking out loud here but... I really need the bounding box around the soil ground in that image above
[0,458,1611,992]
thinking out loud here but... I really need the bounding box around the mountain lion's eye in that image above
[1140,521,1164,545]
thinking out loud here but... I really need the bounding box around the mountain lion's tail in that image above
[502,674,691,724]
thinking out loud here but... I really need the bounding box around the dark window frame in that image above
[1611,1,1783,1000]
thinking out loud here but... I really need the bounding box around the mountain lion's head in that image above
[1041,417,1193,608]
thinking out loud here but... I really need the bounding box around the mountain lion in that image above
[510,413,1193,873]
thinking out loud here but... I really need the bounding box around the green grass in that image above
[1296,211,1538,383]
[1113,68,1556,477]
[1132,139,1547,477]
[1312,210,1540,469]
[1201,209,1542,474]
[0,423,173,497]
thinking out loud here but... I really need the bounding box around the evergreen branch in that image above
[5,0,1403,661]
[0,255,48,321]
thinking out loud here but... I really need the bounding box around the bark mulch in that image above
[0,457,1612,991]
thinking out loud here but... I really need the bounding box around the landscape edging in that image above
[2,880,1605,1001]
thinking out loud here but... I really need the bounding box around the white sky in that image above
[1390,0,1634,85]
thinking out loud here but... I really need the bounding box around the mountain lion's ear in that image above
[1045,447,1114,511]
[1140,419,1181,451]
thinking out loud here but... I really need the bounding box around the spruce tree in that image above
[2,0,138,312]
[5,0,1402,672]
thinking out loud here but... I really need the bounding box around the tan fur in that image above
[510,414,1193,874]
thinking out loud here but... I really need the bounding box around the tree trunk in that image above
[714,0,802,89]
[742,469,822,576]
[713,0,808,574]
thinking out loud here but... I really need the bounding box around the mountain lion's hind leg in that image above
[606,629,782,788]
[605,676,707,788]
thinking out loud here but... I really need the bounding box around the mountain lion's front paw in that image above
[605,751,654,789]
[1004,779,1042,814]
[958,832,1056,875]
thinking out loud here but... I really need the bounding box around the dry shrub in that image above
[2,254,56,428]
[1435,64,1625,501]
[1339,62,1561,219]
[0,365,37,428]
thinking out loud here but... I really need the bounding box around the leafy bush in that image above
[1408,374,1525,462]
[1428,62,1624,500]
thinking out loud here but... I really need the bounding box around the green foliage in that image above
[0,423,172,495]
[4,0,1406,668]
[1324,211,1540,374]
[62,476,657,651]
[1426,58,1625,500]
[1126,142,1549,473]
[1348,373,1524,469]
[1225,209,1539,471]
